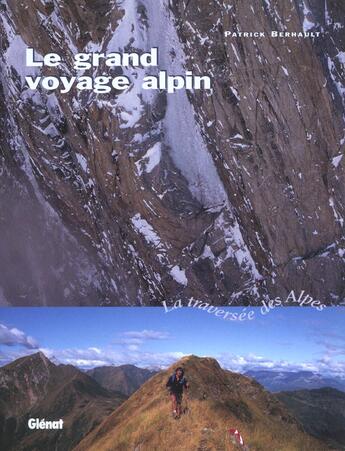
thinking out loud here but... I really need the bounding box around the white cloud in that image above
[0,323,39,349]
[217,352,345,378]
[1,324,344,379]
[115,329,171,351]
[316,331,345,358]
[122,330,171,340]
[35,346,185,369]
[0,328,176,369]
[1,344,345,378]
[127,344,140,351]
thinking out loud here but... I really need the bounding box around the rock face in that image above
[0,352,126,451]
[1,0,345,305]
[87,364,157,396]
[277,387,345,449]
[74,355,325,450]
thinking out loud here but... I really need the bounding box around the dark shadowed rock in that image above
[277,387,345,449]
[1,1,345,305]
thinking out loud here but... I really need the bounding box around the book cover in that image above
[0,1,344,450]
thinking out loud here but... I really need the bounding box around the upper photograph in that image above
[0,0,344,306]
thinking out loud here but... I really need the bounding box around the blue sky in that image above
[1,307,345,377]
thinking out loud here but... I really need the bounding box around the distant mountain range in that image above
[0,352,126,451]
[245,369,345,392]
[86,365,156,396]
[277,388,345,450]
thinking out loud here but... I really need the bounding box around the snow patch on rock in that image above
[170,265,188,286]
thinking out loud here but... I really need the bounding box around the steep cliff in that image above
[1,0,344,305]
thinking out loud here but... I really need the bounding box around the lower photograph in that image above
[1,307,344,451]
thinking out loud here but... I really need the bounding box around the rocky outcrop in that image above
[1,0,344,305]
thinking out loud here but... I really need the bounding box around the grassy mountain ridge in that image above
[74,355,327,451]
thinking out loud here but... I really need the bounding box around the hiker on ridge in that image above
[166,366,189,419]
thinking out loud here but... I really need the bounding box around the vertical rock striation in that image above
[0,0,344,305]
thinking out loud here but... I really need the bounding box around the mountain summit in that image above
[0,353,126,451]
[75,356,325,450]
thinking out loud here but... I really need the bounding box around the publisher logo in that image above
[28,418,64,430]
